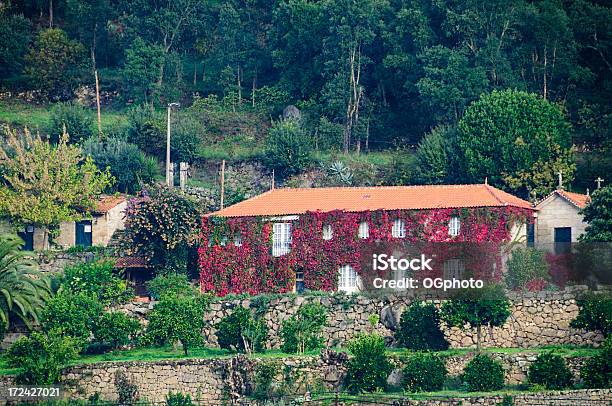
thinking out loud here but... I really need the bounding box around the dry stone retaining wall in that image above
[124,286,603,350]
[0,351,603,404]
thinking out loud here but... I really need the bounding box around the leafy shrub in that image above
[171,114,202,164]
[580,336,611,389]
[441,284,511,351]
[62,260,133,305]
[146,273,197,300]
[215,307,268,354]
[462,354,505,392]
[91,312,141,352]
[166,392,194,406]
[263,119,313,178]
[126,104,165,157]
[570,291,612,337]
[505,248,550,290]
[253,363,277,401]
[402,353,447,392]
[345,333,392,394]
[280,303,327,353]
[7,331,79,384]
[41,291,102,344]
[395,302,449,351]
[122,185,200,273]
[527,352,573,389]
[143,295,208,355]
[48,102,93,144]
[83,137,159,193]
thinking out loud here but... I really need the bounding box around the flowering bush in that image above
[199,207,532,296]
[123,185,200,273]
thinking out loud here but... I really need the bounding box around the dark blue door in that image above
[75,220,92,247]
[554,227,571,254]
[18,225,35,251]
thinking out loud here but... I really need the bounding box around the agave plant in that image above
[0,234,52,333]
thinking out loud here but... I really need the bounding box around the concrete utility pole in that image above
[556,171,563,190]
[220,160,226,209]
[166,102,180,187]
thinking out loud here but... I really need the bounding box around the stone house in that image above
[200,184,535,295]
[533,189,590,253]
[2,195,127,251]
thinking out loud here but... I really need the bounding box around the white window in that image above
[443,259,465,279]
[448,217,461,237]
[234,233,242,247]
[338,265,358,293]
[322,224,333,240]
[358,221,369,239]
[220,236,227,246]
[392,218,405,238]
[272,222,292,256]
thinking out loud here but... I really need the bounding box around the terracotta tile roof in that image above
[537,189,590,209]
[115,256,149,269]
[93,195,126,214]
[209,184,534,218]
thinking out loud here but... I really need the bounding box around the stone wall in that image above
[0,351,602,404]
[116,287,606,350]
[194,286,603,350]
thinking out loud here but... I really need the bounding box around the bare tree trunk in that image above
[476,325,482,352]
[193,62,197,85]
[543,45,548,100]
[49,0,53,28]
[365,119,370,153]
[251,73,256,107]
[237,65,242,105]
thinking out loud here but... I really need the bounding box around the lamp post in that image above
[166,102,180,187]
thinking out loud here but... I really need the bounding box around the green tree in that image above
[122,185,200,273]
[0,128,113,248]
[41,291,103,345]
[83,136,159,193]
[62,260,133,306]
[579,186,612,242]
[48,101,93,144]
[125,104,165,157]
[457,89,574,197]
[144,295,208,355]
[0,234,51,335]
[280,303,327,354]
[441,284,511,352]
[395,302,449,351]
[122,38,165,104]
[345,333,391,393]
[7,331,79,385]
[24,28,87,98]
[263,119,313,178]
[412,126,459,185]
[0,11,31,78]
[417,46,488,124]
[215,307,268,354]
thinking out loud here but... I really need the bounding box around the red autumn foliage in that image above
[199,207,532,296]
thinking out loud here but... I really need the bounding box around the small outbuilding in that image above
[533,189,590,253]
[13,195,127,251]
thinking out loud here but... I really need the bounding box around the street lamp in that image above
[166,102,180,187]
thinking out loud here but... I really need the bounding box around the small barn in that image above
[534,189,590,253]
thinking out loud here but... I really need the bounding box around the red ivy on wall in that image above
[198,207,532,296]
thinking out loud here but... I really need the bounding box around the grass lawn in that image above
[0,99,127,133]
[388,345,600,359]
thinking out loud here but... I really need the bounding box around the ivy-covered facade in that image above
[199,186,534,296]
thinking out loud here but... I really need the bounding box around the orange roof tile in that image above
[538,189,590,209]
[209,184,533,218]
[94,195,126,214]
